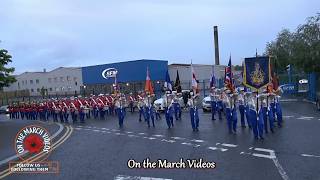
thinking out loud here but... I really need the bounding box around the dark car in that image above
[0,105,9,114]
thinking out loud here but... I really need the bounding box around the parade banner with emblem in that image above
[243,56,271,90]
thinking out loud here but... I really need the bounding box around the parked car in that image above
[202,96,212,112]
[154,96,184,112]
[0,105,9,114]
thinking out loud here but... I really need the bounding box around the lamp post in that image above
[83,85,86,97]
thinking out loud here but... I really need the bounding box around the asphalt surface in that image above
[1,100,320,180]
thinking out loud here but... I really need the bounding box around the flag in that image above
[209,66,215,88]
[174,70,182,93]
[225,55,234,91]
[191,61,199,93]
[164,70,172,91]
[144,67,154,94]
[243,56,271,90]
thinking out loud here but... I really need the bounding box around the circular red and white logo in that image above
[14,125,52,161]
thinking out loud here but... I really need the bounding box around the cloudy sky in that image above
[1,0,319,74]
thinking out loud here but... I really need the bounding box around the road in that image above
[1,100,320,180]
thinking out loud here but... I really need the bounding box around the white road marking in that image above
[252,153,276,159]
[252,148,289,180]
[74,128,82,130]
[301,154,320,158]
[161,139,176,143]
[101,128,109,130]
[171,137,185,140]
[126,131,133,134]
[181,142,193,146]
[221,143,238,148]
[207,146,227,152]
[153,134,164,137]
[283,116,294,118]
[220,148,228,152]
[208,147,218,150]
[128,134,139,138]
[115,133,125,136]
[254,148,274,153]
[114,175,172,180]
[93,130,101,132]
[271,151,290,180]
[138,133,146,135]
[190,139,205,143]
[148,137,156,140]
[297,116,314,120]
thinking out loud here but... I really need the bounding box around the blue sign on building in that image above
[82,59,168,85]
[280,84,297,94]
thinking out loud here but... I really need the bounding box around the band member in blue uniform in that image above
[238,88,247,127]
[244,91,252,129]
[188,90,200,131]
[210,87,218,120]
[274,87,283,127]
[267,88,276,133]
[172,92,182,121]
[115,94,126,128]
[223,89,238,134]
[144,92,155,128]
[163,91,174,129]
[256,92,265,139]
[137,94,145,122]
[216,89,224,120]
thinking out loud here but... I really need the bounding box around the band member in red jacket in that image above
[128,92,136,113]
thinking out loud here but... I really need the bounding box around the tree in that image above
[265,13,320,73]
[292,13,320,73]
[0,48,16,90]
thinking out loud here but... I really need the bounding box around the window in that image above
[31,89,34,92]
[48,78,52,83]
[60,77,64,82]
[22,81,24,85]
[73,77,77,82]
[37,88,40,92]
[75,82,78,86]
[49,88,52,91]
[54,77,57,82]
[36,79,39,84]
[25,80,27,85]
[67,76,70,81]
[30,80,33,84]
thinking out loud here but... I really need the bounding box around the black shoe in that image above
[259,136,264,140]
[271,129,274,133]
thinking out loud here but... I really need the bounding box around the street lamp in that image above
[83,85,86,97]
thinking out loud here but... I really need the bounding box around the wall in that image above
[82,59,168,85]
[3,67,83,96]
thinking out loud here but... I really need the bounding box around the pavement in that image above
[0,101,320,180]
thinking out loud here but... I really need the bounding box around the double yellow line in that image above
[0,125,73,179]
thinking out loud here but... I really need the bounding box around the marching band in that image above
[6,82,283,140]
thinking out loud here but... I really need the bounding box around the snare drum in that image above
[84,108,90,114]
